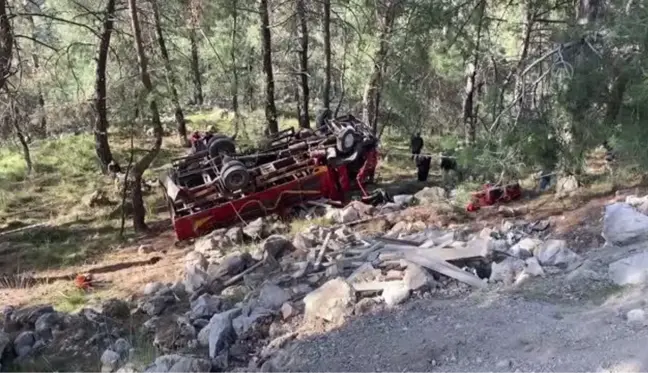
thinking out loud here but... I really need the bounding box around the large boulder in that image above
[609,252,648,286]
[262,235,294,259]
[414,187,447,204]
[207,252,252,280]
[535,240,582,270]
[304,278,356,325]
[189,294,223,320]
[602,203,648,246]
[556,175,579,196]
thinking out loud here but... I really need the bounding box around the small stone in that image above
[496,359,513,369]
[523,257,545,277]
[143,281,166,296]
[138,244,155,254]
[293,232,316,251]
[262,235,293,259]
[258,284,292,310]
[490,257,525,285]
[189,294,223,320]
[101,349,121,372]
[627,309,645,324]
[225,226,244,244]
[243,217,268,240]
[354,297,380,315]
[208,252,253,280]
[281,302,295,320]
[382,282,410,306]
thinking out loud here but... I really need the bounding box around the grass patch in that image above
[289,216,332,235]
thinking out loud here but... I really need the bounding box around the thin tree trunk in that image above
[231,1,240,136]
[260,0,278,133]
[246,56,255,111]
[322,0,331,111]
[151,0,188,146]
[93,0,117,173]
[462,0,485,145]
[189,29,203,106]
[296,0,310,128]
[362,0,401,133]
[128,0,164,232]
[25,13,47,137]
[5,103,32,175]
[0,0,11,92]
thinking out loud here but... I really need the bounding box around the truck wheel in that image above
[336,128,356,154]
[208,136,236,158]
[221,160,250,192]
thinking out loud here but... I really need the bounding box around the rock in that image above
[138,244,155,254]
[388,221,409,236]
[638,201,648,216]
[523,257,545,277]
[414,187,447,204]
[189,294,223,320]
[14,330,35,357]
[609,252,648,286]
[140,295,175,316]
[293,232,316,251]
[10,304,54,329]
[509,238,542,259]
[257,284,292,310]
[101,349,121,372]
[339,206,360,223]
[143,282,166,296]
[556,175,579,195]
[115,363,138,373]
[262,235,293,259]
[170,282,186,297]
[221,285,250,303]
[0,331,10,357]
[304,278,356,324]
[232,307,273,336]
[602,203,648,246]
[567,263,604,283]
[393,194,414,207]
[225,226,244,244]
[184,251,209,293]
[531,220,550,231]
[281,303,295,320]
[496,359,513,369]
[354,297,381,315]
[382,282,410,306]
[243,218,268,240]
[34,311,62,340]
[208,252,253,280]
[197,308,240,346]
[153,317,196,352]
[144,354,211,373]
[113,338,132,359]
[490,257,525,285]
[627,309,645,324]
[194,231,225,256]
[207,308,242,358]
[403,263,434,291]
[535,240,582,270]
[625,195,648,207]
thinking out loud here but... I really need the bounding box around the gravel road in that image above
[272,244,648,372]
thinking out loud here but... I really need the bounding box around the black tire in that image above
[336,127,357,154]
[208,136,236,158]
[221,160,250,192]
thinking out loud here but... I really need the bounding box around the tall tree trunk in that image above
[151,0,188,146]
[0,0,11,92]
[128,0,164,232]
[260,0,279,133]
[230,1,240,135]
[362,0,401,133]
[25,11,47,137]
[462,0,485,145]
[93,0,117,173]
[322,0,331,111]
[296,0,310,128]
[189,29,204,106]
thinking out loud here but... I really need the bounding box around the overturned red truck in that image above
[160,114,379,241]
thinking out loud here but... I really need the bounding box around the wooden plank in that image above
[403,252,486,288]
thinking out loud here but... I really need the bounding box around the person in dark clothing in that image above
[416,155,432,182]
[410,132,424,160]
